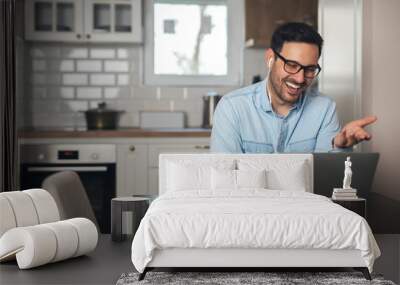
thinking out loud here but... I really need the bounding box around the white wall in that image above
[23,43,268,130]
[362,0,400,202]
[318,0,362,127]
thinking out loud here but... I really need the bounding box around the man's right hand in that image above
[333,115,377,148]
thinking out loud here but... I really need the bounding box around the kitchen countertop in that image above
[18,127,211,138]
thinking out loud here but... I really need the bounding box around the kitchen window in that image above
[144,0,244,86]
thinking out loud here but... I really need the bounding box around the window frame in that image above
[144,0,244,86]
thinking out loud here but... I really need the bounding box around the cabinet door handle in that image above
[86,34,91,39]
[129,145,135,152]
[194,145,210,150]
[76,34,81,39]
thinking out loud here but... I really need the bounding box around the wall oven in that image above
[20,144,116,233]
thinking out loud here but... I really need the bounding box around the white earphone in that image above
[268,58,273,69]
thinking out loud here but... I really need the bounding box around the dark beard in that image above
[269,74,298,105]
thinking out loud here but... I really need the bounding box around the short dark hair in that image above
[271,22,323,56]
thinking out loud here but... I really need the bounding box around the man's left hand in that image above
[334,115,377,148]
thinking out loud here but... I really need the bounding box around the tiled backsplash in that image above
[22,43,267,129]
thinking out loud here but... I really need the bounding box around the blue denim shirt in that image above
[210,79,342,153]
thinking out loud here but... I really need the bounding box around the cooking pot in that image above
[82,102,124,130]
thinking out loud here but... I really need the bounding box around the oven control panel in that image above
[58,150,79,160]
[20,144,116,163]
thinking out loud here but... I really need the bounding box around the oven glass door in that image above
[20,163,116,233]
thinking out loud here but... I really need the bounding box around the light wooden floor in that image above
[1,234,399,285]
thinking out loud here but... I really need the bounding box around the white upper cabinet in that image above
[25,0,83,41]
[25,0,142,43]
[85,0,142,42]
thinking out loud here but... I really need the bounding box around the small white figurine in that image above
[342,156,352,189]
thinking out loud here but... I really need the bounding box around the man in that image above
[211,22,376,153]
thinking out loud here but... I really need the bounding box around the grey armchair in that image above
[42,171,99,232]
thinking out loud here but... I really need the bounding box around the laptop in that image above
[313,153,380,199]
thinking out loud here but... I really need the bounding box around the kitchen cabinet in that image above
[25,0,142,43]
[25,0,82,42]
[117,143,148,197]
[84,0,142,42]
[245,0,318,48]
[148,143,210,168]
[117,138,210,197]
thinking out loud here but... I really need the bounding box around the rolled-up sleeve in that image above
[210,98,243,153]
[314,100,342,152]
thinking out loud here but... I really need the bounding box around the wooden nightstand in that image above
[331,198,366,218]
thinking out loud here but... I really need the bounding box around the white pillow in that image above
[211,169,267,190]
[237,169,267,188]
[238,159,309,191]
[167,162,211,191]
[166,159,236,192]
[266,162,308,191]
[211,168,236,190]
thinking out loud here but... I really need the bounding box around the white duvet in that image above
[131,190,380,273]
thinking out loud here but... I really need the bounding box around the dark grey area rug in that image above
[116,271,396,285]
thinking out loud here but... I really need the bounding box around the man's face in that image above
[267,42,319,105]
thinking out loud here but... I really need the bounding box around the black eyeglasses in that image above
[272,49,321,79]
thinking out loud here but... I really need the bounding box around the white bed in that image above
[131,154,380,280]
